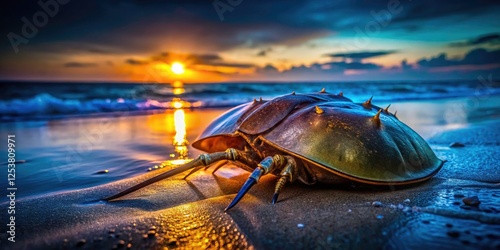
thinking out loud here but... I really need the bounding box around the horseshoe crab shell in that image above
[192,92,443,185]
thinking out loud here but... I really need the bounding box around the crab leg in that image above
[225,154,288,211]
[272,156,297,204]
[104,148,254,201]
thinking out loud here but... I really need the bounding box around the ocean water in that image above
[1,80,499,121]
[1,80,499,199]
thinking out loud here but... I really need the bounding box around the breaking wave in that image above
[1,80,498,121]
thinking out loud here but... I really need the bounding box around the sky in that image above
[0,0,499,83]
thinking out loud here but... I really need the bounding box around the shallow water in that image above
[0,88,499,200]
[0,109,222,199]
[0,87,499,249]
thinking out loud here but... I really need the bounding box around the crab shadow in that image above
[99,170,250,211]
[97,170,447,212]
[276,177,447,204]
[100,198,160,211]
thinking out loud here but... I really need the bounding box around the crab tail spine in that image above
[104,149,244,201]
[103,157,204,201]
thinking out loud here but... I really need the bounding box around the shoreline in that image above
[2,91,499,123]
[1,95,498,198]
[0,96,499,249]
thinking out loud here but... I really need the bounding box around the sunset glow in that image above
[171,62,185,75]
[0,2,498,82]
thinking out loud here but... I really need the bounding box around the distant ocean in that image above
[1,80,499,121]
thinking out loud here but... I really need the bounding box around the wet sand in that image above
[1,96,499,249]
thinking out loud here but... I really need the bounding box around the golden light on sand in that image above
[171,62,185,75]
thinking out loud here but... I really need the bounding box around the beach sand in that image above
[1,96,499,249]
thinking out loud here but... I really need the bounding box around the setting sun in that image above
[171,62,185,75]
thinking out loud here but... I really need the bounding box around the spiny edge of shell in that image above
[372,109,383,127]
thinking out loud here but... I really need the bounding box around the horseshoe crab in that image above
[105,89,444,211]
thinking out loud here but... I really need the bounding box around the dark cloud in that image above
[2,0,498,58]
[401,59,411,70]
[191,54,223,64]
[260,64,279,72]
[64,62,98,68]
[251,47,500,81]
[391,1,500,24]
[256,50,267,57]
[204,62,255,68]
[125,59,148,65]
[17,42,122,55]
[126,51,256,70]
[275,48,499,78]
[256,48,272,57]
[152,52,255,68]
[0,0,332,55]
[2,0,499,81]
[149,52,223,65]
[324,61,382,70]
[417,48,500,68]
[324,51,397,60]
[85,48,113,54]
[449,33,500,47]
[278,60,382,75]
[4,0,497,55]
[402,25,420,32]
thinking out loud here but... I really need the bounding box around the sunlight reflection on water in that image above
[162,97,192,168]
